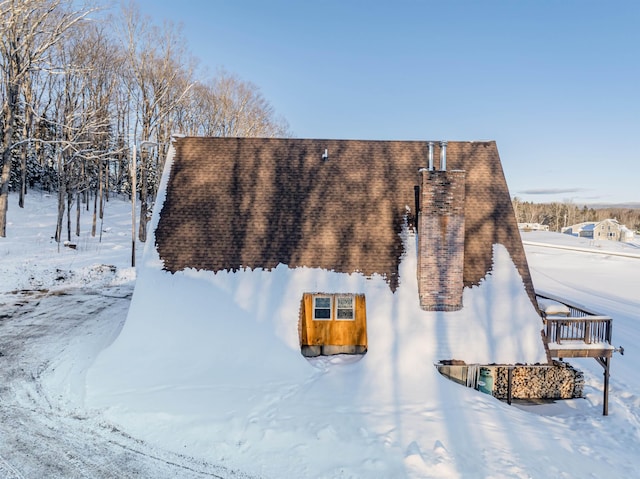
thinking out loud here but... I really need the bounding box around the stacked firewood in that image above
[490,361,584,399]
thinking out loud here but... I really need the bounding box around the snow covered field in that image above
[1,192,639,478]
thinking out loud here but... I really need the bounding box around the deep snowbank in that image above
[86,150,550,477]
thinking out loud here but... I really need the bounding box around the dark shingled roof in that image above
[155,137,535,303]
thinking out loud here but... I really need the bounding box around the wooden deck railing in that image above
[536,292,613,345]
[544,316,612,345]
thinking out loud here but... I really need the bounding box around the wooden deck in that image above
[536,292,621,415]
[544,316,614,359]
[538,292,614,359]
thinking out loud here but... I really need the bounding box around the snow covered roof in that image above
[155,137,535,303]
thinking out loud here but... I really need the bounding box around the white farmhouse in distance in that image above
[562,219,635,242]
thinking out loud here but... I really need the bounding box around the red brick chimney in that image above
[417,143,465,311]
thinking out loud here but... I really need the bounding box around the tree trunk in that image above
[55,155,65,244]
[55,187,65,244]
[99,160,104,218]
[0,82,19,238]
[0,161,10,238]
[19,79,34,209]
[137,138,153,244]
[66,189,72,242]
[19,140,27,209]
[92,180,98,237]
[138,152,147,242]
[76,192,81,237]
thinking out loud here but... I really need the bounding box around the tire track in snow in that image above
[0,455,25,479]
[0,286,259,479]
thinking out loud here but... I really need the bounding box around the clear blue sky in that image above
[129,0,639,205]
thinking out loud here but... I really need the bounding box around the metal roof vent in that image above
[440,141,448,171]
[428,141,434,170]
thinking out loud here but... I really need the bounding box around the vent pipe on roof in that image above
[440,141,448,171]
[428,141,434,170]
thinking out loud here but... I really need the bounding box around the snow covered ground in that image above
[1,192,639,478]
[0,193,255,478]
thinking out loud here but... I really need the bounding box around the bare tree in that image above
[189,69,290,138]
[48,17,121,244]
[78,23,124,237]
[116,3,197,242]
[0,0,93,237]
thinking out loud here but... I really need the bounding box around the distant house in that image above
[563,219,634,242]
[518,222,549,232]
[562,222,594,238]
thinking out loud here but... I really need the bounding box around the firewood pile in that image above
[491,361,584,399]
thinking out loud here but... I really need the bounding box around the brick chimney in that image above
[416,149,466,311]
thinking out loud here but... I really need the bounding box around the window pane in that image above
[336,296,352,308]
[313,296,332,320]
[314,308,331,319]
[315,297,331,308]
[336,295,354,320]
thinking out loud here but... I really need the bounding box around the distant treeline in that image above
[512,198,640,233]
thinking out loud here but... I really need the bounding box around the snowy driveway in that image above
[0,286,255,479]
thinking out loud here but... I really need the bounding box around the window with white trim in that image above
[335,295,355,320]
[313,296,332,320]
[311,294,357,321]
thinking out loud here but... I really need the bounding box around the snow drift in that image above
[87,151,551,478]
